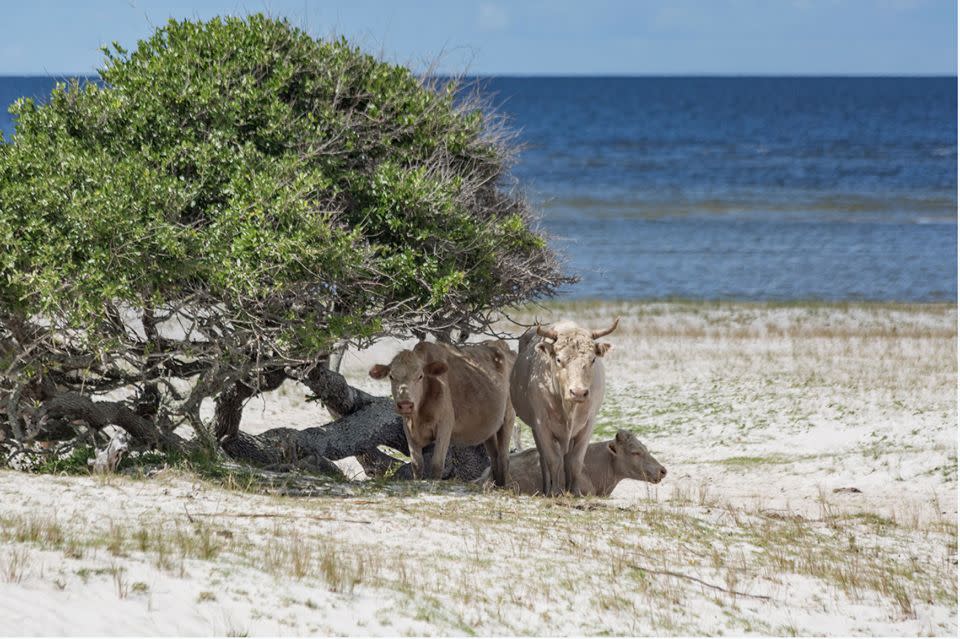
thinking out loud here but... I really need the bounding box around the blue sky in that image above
[1,0,956,75]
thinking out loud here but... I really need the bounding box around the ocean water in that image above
[2,75,956,302]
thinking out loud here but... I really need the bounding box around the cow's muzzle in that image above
[395,400,415,415]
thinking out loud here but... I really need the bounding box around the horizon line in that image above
[0,72,956,79]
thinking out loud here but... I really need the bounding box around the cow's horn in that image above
[591,317,620,339]
[536,324,558,341]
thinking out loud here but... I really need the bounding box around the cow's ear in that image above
[537,341,554,356]
[424,361,448,376]
[369,364,390,380]
[595,342,612,357]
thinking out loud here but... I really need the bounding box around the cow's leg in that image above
[429,424,452,480]
[409,444,425,479]
[527,421,552,496]
[535,426,565,497]
[491,406,515,486]
[482,436,502,485]
[403,420,425,479]
[551,433,569,496]
[563,425,591,496]
[529,420,564,496]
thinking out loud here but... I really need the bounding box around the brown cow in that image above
[509,318,620,495]
[369,340,516,485]
[479,430,667,496]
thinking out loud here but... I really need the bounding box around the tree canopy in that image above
[0,14,569,458]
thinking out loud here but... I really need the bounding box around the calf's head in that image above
[369,350,447,416]
[608,430,667,483]
[537,317,619,403]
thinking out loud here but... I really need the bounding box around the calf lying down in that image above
[480,429,667,496]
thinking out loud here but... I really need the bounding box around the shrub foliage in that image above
[0,15,568,450]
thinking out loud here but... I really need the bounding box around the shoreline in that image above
[517,298,959,310]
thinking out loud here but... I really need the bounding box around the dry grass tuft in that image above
[1,547,31,584]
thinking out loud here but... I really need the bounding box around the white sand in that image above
[0,302,956,636]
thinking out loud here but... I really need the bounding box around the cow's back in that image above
[485,444,610,495]
[415,340,513,446]
[485,446,542,494]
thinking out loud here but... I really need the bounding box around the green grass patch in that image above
[35,445,95,475]
[717,454,793,467]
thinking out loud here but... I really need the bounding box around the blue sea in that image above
[2,76,956,302]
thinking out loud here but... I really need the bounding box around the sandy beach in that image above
[0,301,956,636]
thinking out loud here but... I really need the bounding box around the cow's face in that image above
[608,430,667,483]
[536,318,619,403]
[369,350,447,416]
[539,333,606,403]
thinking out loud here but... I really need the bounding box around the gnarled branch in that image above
[39,392,185,452]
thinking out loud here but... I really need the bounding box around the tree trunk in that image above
[300,364,375,418]
[213,368,287,440]
[38,392,185,452]
[214,382,252,441]
[356,443,490,481]
[327,341,348,374]
[262,398,410,458]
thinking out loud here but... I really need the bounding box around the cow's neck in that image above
[402,413,420,435]
[559,396,592,429]
[403,410,434,449]
[420,377,448,420]
[586,445,621,497]
[404,378,449,437]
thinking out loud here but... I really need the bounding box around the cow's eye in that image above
[555,357,561,364]
[591,357,597,364]
[418,374,423,380]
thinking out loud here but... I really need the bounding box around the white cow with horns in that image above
[509,317,620,496]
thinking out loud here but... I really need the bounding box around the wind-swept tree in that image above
[0,15,569,474]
